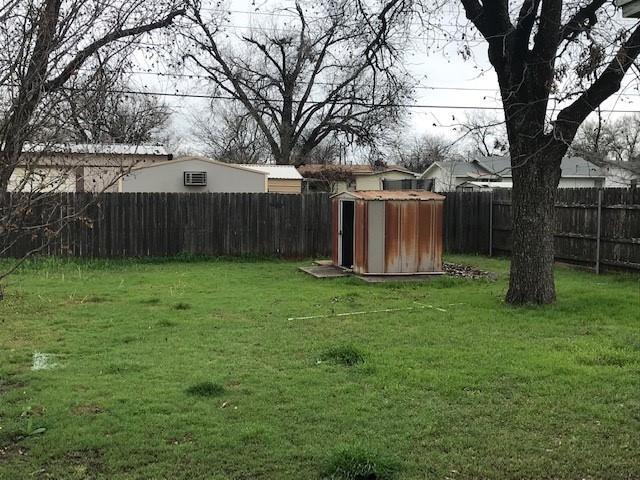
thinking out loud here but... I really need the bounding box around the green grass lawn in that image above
[0,256,638,480]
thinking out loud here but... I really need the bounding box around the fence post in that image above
[489,190,493,257]
[595,188,603,274]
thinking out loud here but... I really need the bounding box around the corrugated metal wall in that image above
[380,200,443,274]
[333,197,444,274]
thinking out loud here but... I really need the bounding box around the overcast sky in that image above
[131,0,640,154]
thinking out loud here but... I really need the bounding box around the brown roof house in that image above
[297,164,417,193]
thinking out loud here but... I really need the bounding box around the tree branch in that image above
[45,8,185,92]
[555,23,640,144]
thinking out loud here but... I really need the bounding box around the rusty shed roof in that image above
[332,190,445,201]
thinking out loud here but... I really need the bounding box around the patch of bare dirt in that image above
[0,378,25,396]
[63,448,105,474]
[444,262,497,280]
[166,432,194,445]
[0,444,27,464]
[72,404,105,416]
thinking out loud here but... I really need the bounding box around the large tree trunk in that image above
[506,149,562,305]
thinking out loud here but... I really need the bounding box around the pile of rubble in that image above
[443,262,497,280]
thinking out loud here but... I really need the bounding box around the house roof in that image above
[131,156,268,175]
[422,160,495,179]
[239,164,302,180]
[359,167,417,177]
[332,190,445,201]
[22,143,169,156]
[476,155,604,178]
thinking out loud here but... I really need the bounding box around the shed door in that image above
[339,200,355,268]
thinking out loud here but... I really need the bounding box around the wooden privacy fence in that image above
[443,188,640,271]
[1,193,331,258]
[2,189,639,271]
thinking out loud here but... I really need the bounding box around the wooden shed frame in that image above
[331,190,446,275]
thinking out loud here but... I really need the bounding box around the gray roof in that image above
[430,160,495,178]
[476,155,604,178]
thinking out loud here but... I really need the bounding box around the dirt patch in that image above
[166,432,194,445]
[72,404,105,416]
[444,262,497,280]
[62,448,105,474]
[0,378,25,396]
[0,444,27,464]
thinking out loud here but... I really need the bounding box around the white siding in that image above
[421,165,458,192]
[602,167,638,188]
[8,167,76,192]
[121,159,267,193]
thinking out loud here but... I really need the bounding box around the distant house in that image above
[120,156,267,193]
[8,143,171,192]
[238,165,303,194]
[297,164,417,192]
[420,160,499,192]
[421,155,605,191]
[600,161,640,188]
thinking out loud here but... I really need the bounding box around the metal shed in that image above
[331,190,445,275]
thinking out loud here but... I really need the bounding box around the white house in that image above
[422,155,606,191]
[120,156,267,193]
[420,160,499,192]
[600,161,640,188]
[8,143,171,192]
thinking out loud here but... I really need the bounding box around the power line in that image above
[206,7,463,30]
[99,67,501,92]
[57,86,640,113]
[77,67,640,98]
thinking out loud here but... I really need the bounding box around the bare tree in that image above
[460,112,508,158]
[0,0,185,290]
[181,0,411,165]
[301,135,347,165]
[56,67,171,145]
[375,0,640,304]
[389,132,455,173]
[455,1,640,304]
[190,103,270,164]
[573,113,640,163]
[0,0,185,191]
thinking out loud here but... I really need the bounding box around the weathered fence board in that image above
[1,192,332,259]
[443,191,492,255]
[488,188,640,270]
